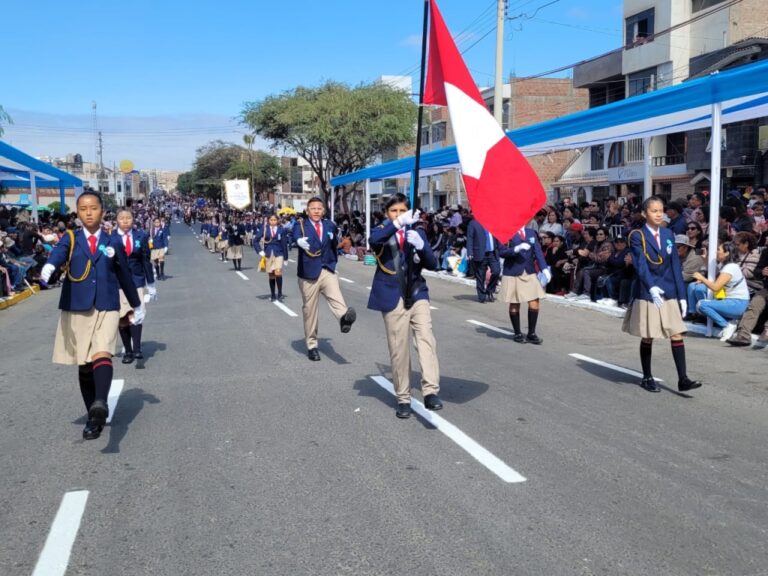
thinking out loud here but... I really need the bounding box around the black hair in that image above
[384,192,410,211]
[595,227,609,237]
[306,196,325,206]
[77,190,103,207]
[642,195,664,212]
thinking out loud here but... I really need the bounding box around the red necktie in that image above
[272,227,276,237]
[519,230,526,240]
[397,229,405,250]
[88,235,97,255]
[315,222,322,240]
[654,232,660,249]
[125,233,132,256]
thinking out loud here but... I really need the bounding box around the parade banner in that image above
[224,179,251,209]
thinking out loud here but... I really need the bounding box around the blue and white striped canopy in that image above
[0,140,82,189]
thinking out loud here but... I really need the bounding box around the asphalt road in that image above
[1,221,767,576]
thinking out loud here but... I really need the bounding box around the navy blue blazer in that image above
[120,229,154,288]
[466,219,498,260]
[47,230,141,312]
[367,222,437,313]
[498,228,549,276]
[200,223,210,234]
[152,227,168,249]
[628,226,685,302]
[261,225,288,257]
[292,218,339,280]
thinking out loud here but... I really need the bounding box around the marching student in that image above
[150,217,168,280]
[227,218,245,271]
[292,197,356,361]
[260,214,289,301]
[200,218,210,249]
[623,196,702,393]
[498,225,552,344]
[115,208,156,365]
[466,216,501,303]
[218,220,229,262]
[368,193,442,419]
[40,191,142,440]
[208,218,219,253]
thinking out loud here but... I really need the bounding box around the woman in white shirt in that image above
[687,243,751,336]
[539,210,564,236]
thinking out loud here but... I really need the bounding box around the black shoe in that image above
[513,333,524,343]
[639,377,661,393]
[477,297,486,303]
[133,350,143,360]
[122,352,134,364]
[678,378,702,392]
[487,294,495,302]
[308,348,321,361]
[278,294,285,301]
[88,399,109,427]
[270,295,277,302]
[396,403,412,419]
[82,420,103,440]
[340,307,356,333]
[526,334,543,345]
[423,394,443,411]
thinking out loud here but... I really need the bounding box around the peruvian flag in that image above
[424,0,545,243]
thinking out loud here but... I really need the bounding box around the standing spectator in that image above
[466,218,500,303]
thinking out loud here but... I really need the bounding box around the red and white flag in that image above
[424,0,545,243]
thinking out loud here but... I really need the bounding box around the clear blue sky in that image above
[2,0,623,169]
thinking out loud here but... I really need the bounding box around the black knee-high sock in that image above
[92,358,113,403]
[276,276,283,296]
[269,278,276,297]
[237,259,242,271]
[509,310,521,334]
[154,264,160,278]
[78,363,95,411]
[130,324,143,353]
[640,340,653,378]
[159,261,165,276]
[671,340,688,381]
[527,308,539,335]
[119,326,133,354]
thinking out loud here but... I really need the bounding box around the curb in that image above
[0,285,40,311]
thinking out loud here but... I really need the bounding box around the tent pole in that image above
[365,179,371,251]
[59,181,66,215]
[331,186,336,221]
[30,171,39,223]
[705,102,723,338]
[643,137,653,200]
[454,169,462,207]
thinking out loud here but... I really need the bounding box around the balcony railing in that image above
[652,154,686,167]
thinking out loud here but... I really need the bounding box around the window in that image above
[625,8,655,47]
[628,67,656,97]
[692,0,723,13]
[591,145,604,171]
[420,127,430,145]
[431,122,447,143]
[608,142,624,168]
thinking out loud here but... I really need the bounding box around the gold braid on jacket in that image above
[64,229,91,282]
[298,218,323,257]
[627,228,663,265]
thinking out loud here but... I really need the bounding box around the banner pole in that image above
[411,0,430,210]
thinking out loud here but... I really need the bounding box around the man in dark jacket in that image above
[466,218,500,303]
[726,247,768,346]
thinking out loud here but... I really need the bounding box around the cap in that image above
[674,234,695,248]
[570,222,584,232]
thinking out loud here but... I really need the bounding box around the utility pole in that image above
[91,101,99,179]
[493,0,506,127]
[98,131,104,189]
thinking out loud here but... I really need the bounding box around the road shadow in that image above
[471,325,513,340]
[452,293,481,302]
[102,388,161,454]
[290,338,350,365]
[137,341,167,362]
[571,358,693,398]
[352,376,435,430]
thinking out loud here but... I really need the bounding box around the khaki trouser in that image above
[382,299,440,403]
[735,288,767,339]
[298,268,348,349]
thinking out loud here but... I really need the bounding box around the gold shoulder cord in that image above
[372,225,397,275]
[298,218,323,257]
[64,229,91,282]
[628,229,663,265]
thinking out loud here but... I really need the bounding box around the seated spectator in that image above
[545,234,569,294]
[564,227,603,300]
[731,231,761,294]
[600,235,633,307]
[726,244,768,346]
[675,234,705,285]
[687,242,751,339]
[539,210,563,236]
[685,221,705,253]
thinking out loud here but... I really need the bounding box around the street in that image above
[2,221,767,576]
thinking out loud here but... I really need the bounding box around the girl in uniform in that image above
[218,219,230,262]
[260,214,288,301]
[498,227,552,344]
[207,218,219,254]
[40,191,142,440]
[115,208,156,364]
[227,218,245,271]
[623,196,702,393]
[150,217,168,280]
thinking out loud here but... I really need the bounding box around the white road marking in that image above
[430,305,439,310]
[287,258,296,263]
[106,379,124,424]
[236,271,249,281]
[31,490,89,576]
[568,353,664,382]
[370,376,526,484]
[274,301,298,317]
[339,277,354,283]
[366,286,372,291]
[466,319,514,336]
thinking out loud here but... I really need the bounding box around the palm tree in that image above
[243,134,256,205]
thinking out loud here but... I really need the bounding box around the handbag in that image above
[714,287,726,300]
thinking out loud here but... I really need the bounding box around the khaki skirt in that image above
[622,298,687,339]
[119,286,145,318]
[206,237,217,250]
[227,245,243,259]
[217,240,229,252]
[53,309,119,365]
[266,254,284,274]
[500,273,545,303]
[151,248,165,261]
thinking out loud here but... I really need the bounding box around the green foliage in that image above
[47,201,70,214]
[242,81,417,206]
[176,171,195,195]
[0,105,11,137]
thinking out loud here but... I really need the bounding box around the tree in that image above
[187,140,246,199]
[223,150,285,203]
[47,201,71,214]
[0,105,11,137]
[242,81,417,212]
[176,171,196,195]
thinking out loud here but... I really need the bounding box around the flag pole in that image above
[411,0,430,210]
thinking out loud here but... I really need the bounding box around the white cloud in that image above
[399,34,422,48]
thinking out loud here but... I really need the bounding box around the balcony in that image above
[652,154,686,167]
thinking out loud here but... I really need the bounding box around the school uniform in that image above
[150,227,168,261]
[498,228,549,303]
[261,224,289,273]
[622,225,687,339]
[200,222,210,245]
[207,224,219,252]
[244,221,255,248]
[466,218,500,302]
[368,221,440,407]
[117,228,154,317]
[227,224,245,260]
[292,217,355,355]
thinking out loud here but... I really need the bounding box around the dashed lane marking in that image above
[466,319,514,337]
[31,490,89,576]
[274,301,298,317]
[236,271,249,281]
[339,277,354,283]
[370,376,526,484]
[568,353,664,381]
[430,306,439,310]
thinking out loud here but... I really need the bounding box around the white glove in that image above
[41,263,55,283]
[395,209,421,228]
[406,230,424,250]
[539,268,552,285]
[164,247,168,254]
[297,237,310,250]
[679,299,687,318]
[514,242,531,253]
[147,284,157,301]
[259,250,266,257]
[649,286,665,308]
[131,306,145,325]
